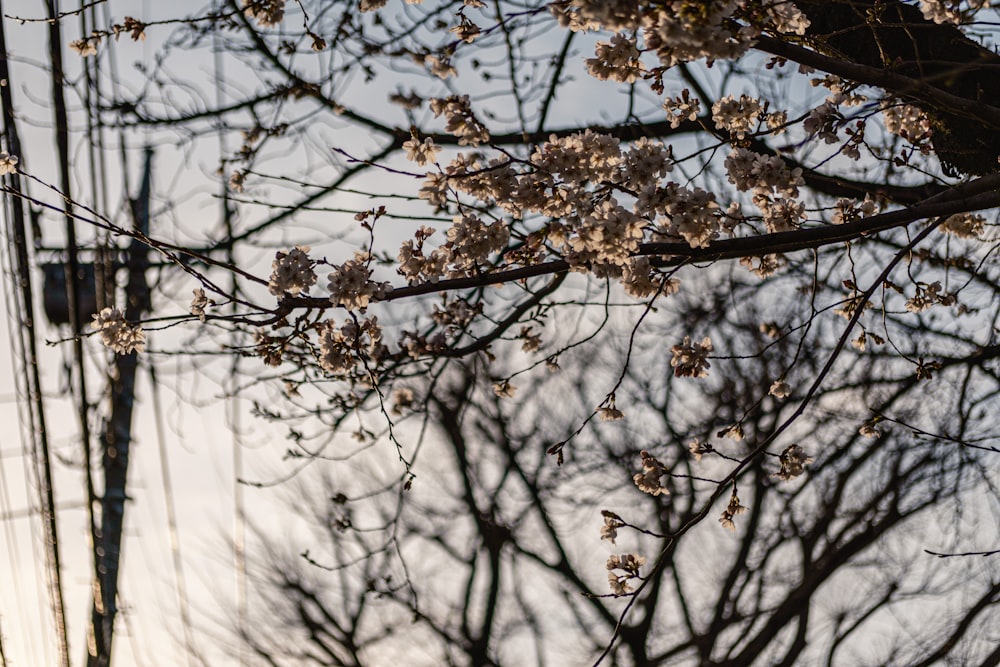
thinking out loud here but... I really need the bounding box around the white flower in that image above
[425,55,457,79]
[402,135,440,166]
[688,438,712,462]
[632,450,669,496]
[606,553,645,595]
[712,94,763,140]
[773,444,814,481]
[316,316,383,376]
[719,487,748,531]
[391,387,415,414]
[663,89,701,128]
[229,170,246,193]
[769,380,791,399]
[0,152,18,174]
[670,336,712,378]
[327,252,391,311]
[268,246,317,297]
[190,288,212,321]
[832,195,878,224]
[600,510,624,545]
[905,281,949,313]
[70,38,98,57]
[429,95,490,146]
[919,0,961,24]
[493,380,516,398]
[740,254,786,278]
[585,33,644,83]
[940,213,984,239]
[766,1,810,34]
[859,419,882,439]
[243,0,285,27]
[91,307,145,355]
[598,406,624,421]
[446,214,510,271]
[882,102,932,142]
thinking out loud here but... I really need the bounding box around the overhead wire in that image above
[75,4,106,660]
[149,361,199,667]
[214,25,248,664]
[1,3,70,665]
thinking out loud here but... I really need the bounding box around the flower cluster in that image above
[586,33,644,83]
[650,182,722,248]
[91,307,146,355]
[268,246,317,297]
[725,148,802,198]
[633,450,669,496]
[606,553,645,596]
[398,227,449,283]
[905,281,954,313]
[725,147,804,232]
[429,96,490,146]
[719,487,748,531]
[662,89,701,128]
[243,0,285,28]
[407,129,719,296]
[919,0,962,24]
[687,438,713,461]
[859,417,882,439]
[316,316,384,376]
[832,195,878,224]
[803,101,843,144]
[772,444,814,480]
[670,336,712,378]
[70,36,99,57]
[940,212,984,239]
[621,257,679,298]
[740,253,786,278]
[764,0,811,34]
[600,510,625,544]
[327,253,392,311]
[643,2,757,68]
[447,214,511,271]
[560,0,809,68]
[882,102,932,144]
[190,288,212,321]
[403,135,440,166]
[712,94,763,139]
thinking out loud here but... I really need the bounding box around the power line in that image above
[0,5,70,665]
[149,361,199,667]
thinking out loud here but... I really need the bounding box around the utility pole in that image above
[86,149,152,667]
